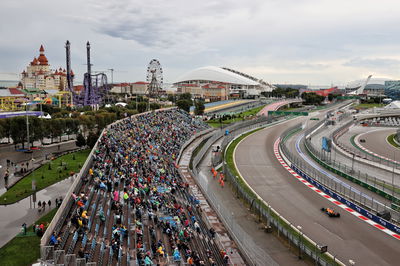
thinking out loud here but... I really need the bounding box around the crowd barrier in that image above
[333,119,400,170]
[304,117,400,210]
[190,113,344,266]
[279,121,400,236]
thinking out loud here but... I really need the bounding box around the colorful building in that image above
[21,45,74,92]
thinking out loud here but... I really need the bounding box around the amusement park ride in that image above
[1,42,165,111]
[65,41,110,107]
[146,59,163,99]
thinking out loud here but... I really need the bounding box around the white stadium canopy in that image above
[385,101,400,109]
[174,66,260,86]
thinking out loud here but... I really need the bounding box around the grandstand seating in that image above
[362,116,400,127]
[43,110,224,265]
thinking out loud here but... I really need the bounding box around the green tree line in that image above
[0,101,163,149]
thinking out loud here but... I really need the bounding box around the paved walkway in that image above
[0,175,73,247]
[0,139,77,192]
[0,140,78,248]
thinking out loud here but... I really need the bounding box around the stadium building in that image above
[173,66,275,101]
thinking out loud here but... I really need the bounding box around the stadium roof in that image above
[174,66,259,86]
[385,100,400,109]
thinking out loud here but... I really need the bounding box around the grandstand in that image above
[361,116,400,127]
[40,109,227,265]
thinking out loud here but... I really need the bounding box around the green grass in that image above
[206,105,266,127]
[225,128,265,198]
[0,208,58,266]
[388,134,400,149]
[0,149,90,205]
[353,103,384,109]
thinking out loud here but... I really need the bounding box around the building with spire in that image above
[21,45,74,92]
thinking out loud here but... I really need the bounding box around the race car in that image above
[321,207,340,217]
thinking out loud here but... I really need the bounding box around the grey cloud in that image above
[343,58,400,69]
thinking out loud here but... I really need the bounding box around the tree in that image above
[65,118,79,140]
[47,119,65,143]
[0,119,11,143]
[179,93,192,101]
[86,132,99,148]
[30,117,45,145]
[10,117,26,148]
[176,100,192,113]
[76,133,86,147]
[150,103,161,110]
[0,118,12,143]
[301,92,324,105]
[167,94,176,103]
[176,93,193,113]
[34,104,61,115]
[137,102,148,113]
[328,93,334,101]
[194,99,205,115]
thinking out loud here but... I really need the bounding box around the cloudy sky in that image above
[1,0,400,86]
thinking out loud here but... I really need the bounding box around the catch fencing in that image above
[310,118,400,209]
[191,115,344,266]
[280,121,400,227]
[333,121,400,170]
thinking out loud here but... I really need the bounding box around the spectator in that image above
[50,110,222,264]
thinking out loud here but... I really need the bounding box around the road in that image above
[235,113,400,265]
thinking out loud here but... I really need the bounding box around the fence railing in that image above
[315,118,400,207]
[191,115,344,266]
[332,120,400,170]
[281,120,400,224]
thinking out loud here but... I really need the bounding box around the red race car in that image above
[321,207,340,217]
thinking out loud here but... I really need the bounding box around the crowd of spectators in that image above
[50,109,227,265]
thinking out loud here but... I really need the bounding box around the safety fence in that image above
[319,118,400,206]
[306,130,400,206]
[332,120,400,170]
[279,122,400,233]
[191,115,344,266]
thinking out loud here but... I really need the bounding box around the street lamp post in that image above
[25,103,30,151]
[235,176,239,198]
[392,152,396,199]
[297,225,302,259]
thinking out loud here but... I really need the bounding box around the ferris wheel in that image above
[146,59,163,97]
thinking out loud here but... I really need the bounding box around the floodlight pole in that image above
[26,103,30,150]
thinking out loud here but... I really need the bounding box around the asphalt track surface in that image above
[359,128,399,161]
[235,114,400,265]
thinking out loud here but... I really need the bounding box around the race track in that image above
[234,115,400,265]
[359,128,399,161]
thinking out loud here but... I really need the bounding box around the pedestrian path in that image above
[0,175,73,247]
